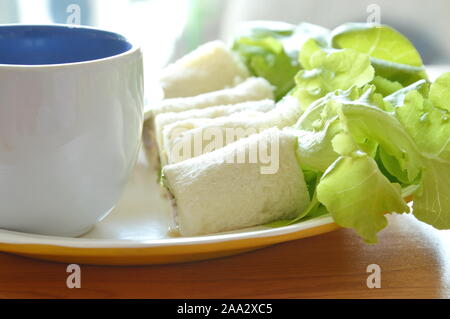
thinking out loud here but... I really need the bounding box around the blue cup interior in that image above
[0,25,133,65]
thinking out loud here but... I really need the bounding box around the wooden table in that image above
[0,214,449,299]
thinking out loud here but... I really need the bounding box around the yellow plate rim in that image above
[0,219,340,264]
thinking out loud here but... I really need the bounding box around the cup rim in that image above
[0,23,141,69]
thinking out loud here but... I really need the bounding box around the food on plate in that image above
[143,76,275,168]
[159,40,249,98]
[149,76,274,119]
[156,99,275,166]
[145,21,450,243]
[162,96,301,165]
[232,21,330,100]
[162,128,310,236]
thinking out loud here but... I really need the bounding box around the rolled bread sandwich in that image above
[154,99,275,163]
[162,128,310,236]
[143,77,274,168]
[163,95,302,165]
[151,77,274,118]
[159,40,250,99]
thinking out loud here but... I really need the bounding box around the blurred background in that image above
[1,0,449,98]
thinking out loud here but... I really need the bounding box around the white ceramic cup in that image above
[0,25,144,236]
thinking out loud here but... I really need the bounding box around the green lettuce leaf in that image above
[384,79,429,108]
[241,21,450,242]
[232,36,299,100]
[413,159,450,229]
[293,96,343,171]
[232,21,329,100]
[317,153,410,243]
[291,23,427,112]
[274,76,449,242]
[376,147,411,185]
[334,76,450,238]
[331,23,424,67]
[341,101,423,182]
[293,39,375,109]
[371,76,403,96]
[395,90,450,159]
[392,73,450,228]
[331,23,428,86]
[294,86,380,171]
[429,72,450,112]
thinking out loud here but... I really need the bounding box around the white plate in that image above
[0,151,338,265]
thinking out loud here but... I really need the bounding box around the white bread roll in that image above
[162,128,310,236]
[154,99,275,158]
[163,96,302,165]
[144,77,274,169]
[159,41,250,99]
[151,77,274,117]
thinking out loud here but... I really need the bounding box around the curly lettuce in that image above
[232,21,450,243]
[232,21,329,100]
[293,74,450,243]
[292,23,428,111]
